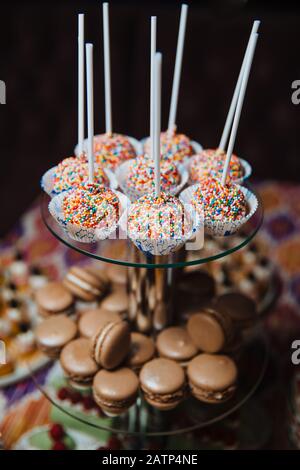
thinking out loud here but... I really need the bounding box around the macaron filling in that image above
[189,381,236,402]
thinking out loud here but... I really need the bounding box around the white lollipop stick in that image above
[86,43,95,183]
[103,2,112,134]
[154,53,162,197]
[219,20,260,151]
[150,16,157,159]
[78,14,85,155]
[167,4,188,135]
[221,33,259,186]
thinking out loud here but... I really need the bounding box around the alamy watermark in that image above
[0,80,6,104]
[291,340,300,365]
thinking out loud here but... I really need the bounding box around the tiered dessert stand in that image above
[28,187,268,444]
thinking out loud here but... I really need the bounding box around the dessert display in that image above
[188,149,251,185]
[0,252,50,384]
[116,154,188,202]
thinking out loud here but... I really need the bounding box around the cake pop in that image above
[189,149,244,184]
[93,133,137,170]
[51,156,109,194]
[127,192,186,241]
[190,177,247,222]
[62,182,119,229]
[117,154,185,202]
[144,130,195,164]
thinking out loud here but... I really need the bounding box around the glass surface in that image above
[41,185,263,269]
[29,334,268,437]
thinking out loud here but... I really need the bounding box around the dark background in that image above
[0,0,299,236]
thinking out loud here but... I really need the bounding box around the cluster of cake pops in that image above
[42,4,260,255]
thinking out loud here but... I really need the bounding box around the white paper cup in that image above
[74,135,142,161]
[180,184,258,237]
[41,165,118,198]
[119,202,203,256]
[49,189,130,243]
[115,159,189,202]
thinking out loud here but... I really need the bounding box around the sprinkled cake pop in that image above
[189,149,243,184]
[127,192,186,241]
[62,182,119,229]
[191,178,247,222]
[52,156,109,194]
[93,133,137,170]
[125,155,181,195]
[144,130,194,164]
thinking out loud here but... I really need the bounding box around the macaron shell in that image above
[156,327,198,362]
[35,314,77,357]
[140,358,185,395]
[93,321,131,370]
[78,308,121,339]
[60,338,98,380]
[127,332,155,369]
[214,293,256,326]
[187,311,227,353]
[100,289,128,314]
[93,367,139,414]
[35,282,74,314]
[63,266,107,301]
[187,353,237,395]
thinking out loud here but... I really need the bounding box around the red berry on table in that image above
[52,442,67,450]
[49,423,65,441]
[57,387,69,401]
[107,436,121,450]
[82,396,94,410]
[70,391,82,404]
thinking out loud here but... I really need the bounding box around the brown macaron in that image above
[187,353,238,403]
[140,358,186,410]
[78,308,121,339]
[187,308,234,354]
[156,327,197,366]
[176,270,216,316]
[107,264,128,286]
[92,320,130,370]
[60,338,98,390]
[35,282,74,317]
[93,367,139,416]
[214,292,257,329]
[35,314,77,358]
[100,288,128,319]
[126,332,156,372]
[63,266,108,302]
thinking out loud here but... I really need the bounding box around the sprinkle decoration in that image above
[94,133,136,169]
[192,177,247,222]
[144,130,194,164]
[128,191,186,240]
[52,156,109,194]
[126,155,181,193]
[189,149,243,184]
[62,183,119,228]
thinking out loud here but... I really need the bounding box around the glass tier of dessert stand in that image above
[29,188,268,439]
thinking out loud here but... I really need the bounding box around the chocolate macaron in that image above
[140,358,186,410]
[35,314,77,358]
[214,292,257,330]
[63,266,108,302]
[126,332,155,373]
[60,338,98,390]
[187,353,238,403]
[187,309,234,354]
[78,308,121,339]
[92,320,130,370]
[35,282,74,317]
[100,288,128,319]
[156,327,197,366]
[93,367,139,416]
